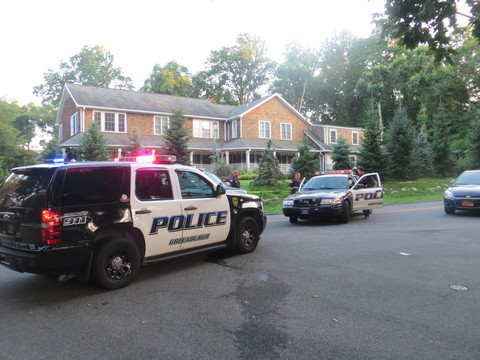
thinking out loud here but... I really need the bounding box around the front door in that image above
[351,173,384,211]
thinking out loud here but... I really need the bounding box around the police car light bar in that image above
[316,170,352,175]
[113,155,177,164]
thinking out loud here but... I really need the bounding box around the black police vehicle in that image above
[0,158,266,289]
[282,170,383,223]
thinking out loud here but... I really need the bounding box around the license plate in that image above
[461,201,475,207]
[301,209,309,215]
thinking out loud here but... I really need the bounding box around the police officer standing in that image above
[288,172,301,193]
[356,166,378,219]
[230,170,241,188]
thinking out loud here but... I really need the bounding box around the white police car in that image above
[0,157,266,289]
[282,170,383,223]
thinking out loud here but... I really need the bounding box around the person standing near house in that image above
[288,172,301,194]
[230,170,241,188]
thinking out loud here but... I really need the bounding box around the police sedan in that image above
[282,170,383,224]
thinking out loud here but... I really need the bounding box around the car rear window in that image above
[61,166,125,206]
[0,168,55,208]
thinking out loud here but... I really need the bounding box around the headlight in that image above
[283,199,294,206]
[321,199,341,205]
[444,189,453,198]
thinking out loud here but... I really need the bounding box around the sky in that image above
[1,0,386,106]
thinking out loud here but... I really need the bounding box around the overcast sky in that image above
[1,0,386,106]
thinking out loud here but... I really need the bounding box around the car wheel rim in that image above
[241,225,254,247]
[105,253,132,280]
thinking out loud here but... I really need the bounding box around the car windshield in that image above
[456,171,480,185]
[203,172,222,185]
[302,176,349,191]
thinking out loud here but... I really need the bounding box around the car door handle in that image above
[184,206,197,211]
[135,209,152,214]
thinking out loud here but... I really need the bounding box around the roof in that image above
[57,84,237,124]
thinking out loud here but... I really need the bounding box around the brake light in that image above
[41,209,62,245]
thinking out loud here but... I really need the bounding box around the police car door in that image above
[351,173,384,211]
[130,166,184,256]
[174,169,231,250]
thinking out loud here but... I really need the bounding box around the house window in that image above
[259,121,271,139]
[193,120,219,138]
[70,112,79,136]
[330,129,337,144]
[352,131,359,145]
[281,123,292,140]
[93,111,127,133]
[232,119,238,138]
[154,116,170,135]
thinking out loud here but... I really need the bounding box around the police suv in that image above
[282,170,383,224]
[0,158,266,289]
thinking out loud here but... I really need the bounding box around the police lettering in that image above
[149,211,228,234]
[354,190,383,201]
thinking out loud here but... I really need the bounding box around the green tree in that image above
[141,61,192,96]
[379,0,479,63]
[77,121,109,161]
[430,105,454,176]
[210,141,233,178]
[412,130,434,178]
[0,99,23,171]
[358,99,385,174]
[253,139,283,186]
[467,114,480,168]
[38,138,62,163]
[202,33,276,104]
[331,138,353,170]
[163,108,190,165]
[271,42,318,112]
[384,106,417,180]
[126,129,145,157]
[34,45,133,108]
[289,137,318,179]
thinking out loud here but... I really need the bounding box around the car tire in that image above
[339,201,350,224]
[235,217,260,254]
[91,238,141,290]
[289,216,298,223]
[444,205,456,214]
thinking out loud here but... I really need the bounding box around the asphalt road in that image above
[1,201,479,360]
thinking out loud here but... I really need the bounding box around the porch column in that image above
[225,151,230,164]
[190,152,194,165]
[246,149,251,171]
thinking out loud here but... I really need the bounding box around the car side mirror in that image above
[215,184,226,197]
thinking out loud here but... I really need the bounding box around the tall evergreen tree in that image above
[412,130,434,178]
[163,108,190,165]
[289,137,318,179]
[77,122,109,161]
[359,100,385,174]
[126,129,145,157]
[331,138,352,170]
[384,106,417,180]
[430,105,454,177]
[466,113,480,169]
[253,139,283,186]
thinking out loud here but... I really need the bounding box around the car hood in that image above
[287,189,347,199]
[450,185,480,196]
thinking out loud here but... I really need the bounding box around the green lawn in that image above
[241,177,453,214]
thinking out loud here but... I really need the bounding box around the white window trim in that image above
[259,121,271,139]
[280,122,292,140]
[330,129,337,144]
[154,116,170,135]
[94,111,127,133]
[232,119,238,139]
[352,131,359,145]
[193,119,219,139]
[59,124,63,141]
[70,112,79,136]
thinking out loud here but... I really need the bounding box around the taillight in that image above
[41,209,62,245]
